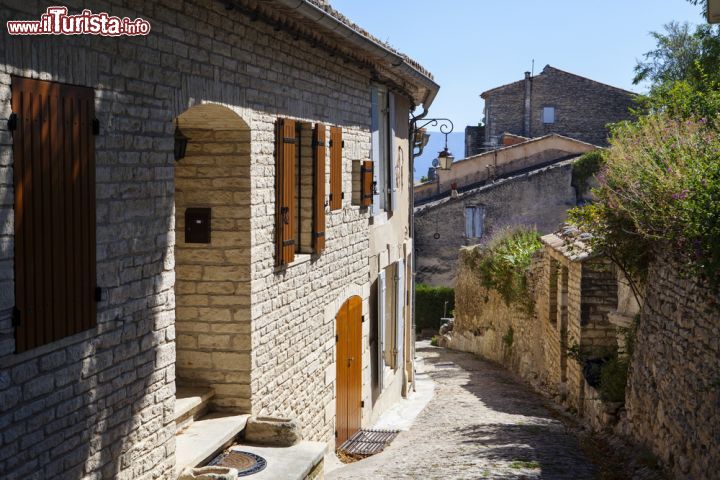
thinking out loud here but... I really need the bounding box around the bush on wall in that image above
[415,283,455,333]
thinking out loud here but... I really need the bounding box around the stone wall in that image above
[483,66,635,148]
[0,0,414,476]
[447,240,619,417]
[174,121,252,412]
[415,160,577,287]
[625,256,720,478]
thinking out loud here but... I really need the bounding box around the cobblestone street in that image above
[328,343,598,480]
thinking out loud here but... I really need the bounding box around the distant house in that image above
[414,135,597,286]
[481,65,636,149]
[0,1,437,478]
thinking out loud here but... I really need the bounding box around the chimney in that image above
[523,71,532,138]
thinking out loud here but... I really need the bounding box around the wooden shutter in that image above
[389,92,398,213]
[329,126,342,211]
[370,87,381,216]
[377,269,386,389]
[276,118,296,266]
[313,124,326,254]
[360,161,374,208]
[395,258,405,370]
[12,76,96,353]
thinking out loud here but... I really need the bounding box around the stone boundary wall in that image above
[625,255,720,478]
[447,243,619,420]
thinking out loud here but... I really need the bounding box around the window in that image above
[276,118,327,266]
[465,206,484,238]
[11,77,97,352]
[371,86,396,214]
[543,106,556,124]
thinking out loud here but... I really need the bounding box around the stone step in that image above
[174,386,214,433]
[175,412,250,478]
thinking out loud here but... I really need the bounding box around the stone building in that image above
[0,1,437,478]
[414,135,596,286]
[464,124,484,158]
[481,65,636,148]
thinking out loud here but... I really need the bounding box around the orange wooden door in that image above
[336,296,362,446]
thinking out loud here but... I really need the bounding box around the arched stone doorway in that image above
[174,103,252,413]
[335,295,363,446]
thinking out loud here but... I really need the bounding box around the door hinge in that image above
[12,307,20,327]
[92,118,100,135]
[7,113,18,132]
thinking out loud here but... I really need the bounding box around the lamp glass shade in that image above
[438,150,454,170]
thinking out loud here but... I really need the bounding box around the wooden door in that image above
[336,296,362,446]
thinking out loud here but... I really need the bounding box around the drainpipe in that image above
[408,104,430,393]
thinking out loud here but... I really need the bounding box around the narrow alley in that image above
[328,343,598,480]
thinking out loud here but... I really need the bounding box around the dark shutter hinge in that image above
[312,231,325,238]
[335,430,338,438]
[360,400,364,408]
[12,307,20,327]
[335,334,339,343]
[362,315,366,323]
[312,139,326,148]
[95,287,104,302]
[329,193,333,202]
[342,140,345,148]
[341,192,345,199]
[7,113,18,132]
[283,137,296,144]
[92,118,100,135]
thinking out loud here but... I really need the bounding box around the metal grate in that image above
[207,450,267,477]
[338,429,400,457]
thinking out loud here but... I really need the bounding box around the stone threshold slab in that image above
[228,442,326,480]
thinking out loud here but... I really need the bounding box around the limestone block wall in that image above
[174,125,252,412]
[450,250,548,386]
[449,243,619,413]
[625,256,720,478]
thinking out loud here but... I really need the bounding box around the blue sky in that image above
[332,0,703,128]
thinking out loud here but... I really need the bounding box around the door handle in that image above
[347,357,355,367]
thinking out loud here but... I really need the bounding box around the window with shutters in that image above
[276,118,326,266]
[371,86,395,215]
[465,205,485,239]
[11,77,97,353]
[351,160,374,208]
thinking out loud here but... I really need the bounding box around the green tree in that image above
[633,22,720,88]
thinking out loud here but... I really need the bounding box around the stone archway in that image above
[174,103,252,413]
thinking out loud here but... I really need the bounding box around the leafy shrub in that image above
[572,150,606,193]
[570,114,720,288]
[463,227,543,311]
[415,283,454,333]
[501,326,514,348]
[599,356,629,403]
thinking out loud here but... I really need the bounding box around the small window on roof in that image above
[543,107,555,124]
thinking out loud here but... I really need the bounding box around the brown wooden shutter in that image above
[11,76,97,353]
[329,126,343,211]
[312,124,326,254]
[360,160,374,208]
[276,118,296,266]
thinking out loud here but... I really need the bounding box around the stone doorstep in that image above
[175,386,215,432]
[175,413,251,478]
[227,442,326,480]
